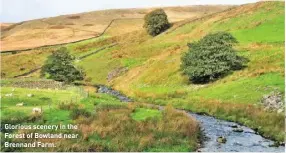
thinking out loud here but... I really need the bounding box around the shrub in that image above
[28,113,43,122]
[181,32,247,84]
[144,9,170,36]
[70,108,91,119]
[95,103,127,111]
[58,102,79,110]
[41,47,85,83]
[1,112,30,133]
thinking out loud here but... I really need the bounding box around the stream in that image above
[189,113,285,152]
[97,85,285,152]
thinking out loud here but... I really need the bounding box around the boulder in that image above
[268,141,281,147]
[230,124,238,128]
[261,92,284,113]
[233,128,243,132]
[5,93,13,97]
[27,94,34,97]
[107,67,128,82]
[217,136,227,143]
[16,102,24,107]
[277,109,284,114]
[97,85,132,102]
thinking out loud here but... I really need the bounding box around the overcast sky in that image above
[1,0,260,23]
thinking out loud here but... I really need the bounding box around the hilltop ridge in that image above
[0,5,232,51]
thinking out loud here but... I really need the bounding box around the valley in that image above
[1,1,285,152]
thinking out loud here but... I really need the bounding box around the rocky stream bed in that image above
[96,85,285,152]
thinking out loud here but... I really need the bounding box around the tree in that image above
[144,9,170,36]
[41,47,85,83]
[181,32,247,84]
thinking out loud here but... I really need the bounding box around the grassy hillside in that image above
[77,1,284,141]
[0,5,231,51]
[1,84,199,152]
[0,23,14,30]
[1,1,285,142]
[71,1,285,97]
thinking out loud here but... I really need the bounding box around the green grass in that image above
[43,109,72,124]
[76,104,199,152]
[1,33,112,78]
[1,87,81,105]
[121,58,146,68]
[1,87,200,152]
[131,108,162,121]
[109,2,285,101]
[66,36,110,51]
[145,143,194,152]
[77,46,121,84]
[231,19,284,44]
[211,2,284,43]
[0,86,84,125]
[1,0,285,145]
[107,2,284,142]
[191,73,284,103]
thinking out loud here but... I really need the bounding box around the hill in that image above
[0,5,231,51]
[1,1,285,143]
[0,23,14,30]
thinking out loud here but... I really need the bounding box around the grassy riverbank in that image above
[1,0,285,149]
[1,87,200,152]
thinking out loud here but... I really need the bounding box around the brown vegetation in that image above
[1,5,232,51]
[83,24,94,26]
[67,15,81,19]
[72,104,199,152]
[49,25,66,29]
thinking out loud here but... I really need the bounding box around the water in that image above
[97,85,285,152]
[189,113,285,152]
[96,85,132,102]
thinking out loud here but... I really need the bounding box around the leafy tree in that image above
[181,32,247,84]
[144,9,170,36]
[41,47,85,83]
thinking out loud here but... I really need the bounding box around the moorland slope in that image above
[0,5,231,51]
[1,1,285,142]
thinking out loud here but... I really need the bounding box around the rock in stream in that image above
[96,85,285,152]
[96,85,132,102]
[189,113,285,152]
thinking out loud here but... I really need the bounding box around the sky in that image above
[0,0,260,23]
